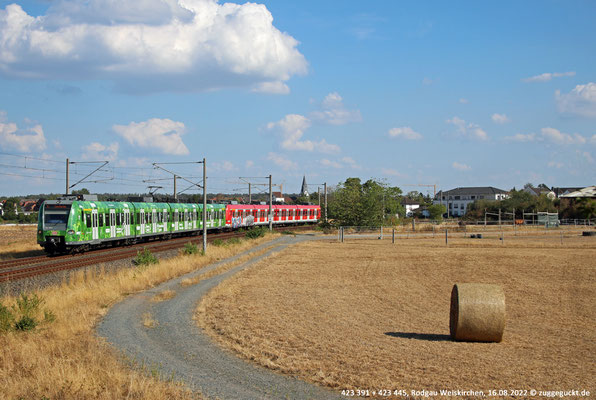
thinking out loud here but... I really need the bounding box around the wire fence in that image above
[336,223,596,244]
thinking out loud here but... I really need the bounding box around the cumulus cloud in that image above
[504,133,536,142]
[541,127,586,145]
[381,168,407,178]
[505,128,588,145]
[318,156,361,170]
[555,82,596,118]
[446,116,488,141]
[459,98,469,104]
[0,1,307,93]
[547,161,564,169]
[452,162,471,171]
[267,152,296,170]
[523,71,575,82]
[211,160,236,172]
[82,142,119,161]
[113,118,189,155]
[310,92,362,125]
[491,113,510,124]
[0,111,46,152]
[388,126,422,140]
[266,114,340,153]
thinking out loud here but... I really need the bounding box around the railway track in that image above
[0,225,316,283]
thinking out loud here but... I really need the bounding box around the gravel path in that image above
[97,235,342,400]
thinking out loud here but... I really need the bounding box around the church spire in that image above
[300,175,309,197]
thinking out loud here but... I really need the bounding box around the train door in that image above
[184,209,189,230]
[124,209,130,236]
[91,209,99,240]
[140,209,145,235]
[109,209,116,237]
[163,210,168,232]
[152,209,157,233]
[174,209,178,231]
[193,209,197,229]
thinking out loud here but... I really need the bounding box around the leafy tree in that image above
[72,188,90,195]
[427,204,447,221]
[577,198,596,219]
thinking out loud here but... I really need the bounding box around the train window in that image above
[116,213,120,226]
[85,213,91,228]
[99,214,104,227]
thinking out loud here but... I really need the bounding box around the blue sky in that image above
[0,0,595,197]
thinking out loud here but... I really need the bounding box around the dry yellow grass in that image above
[198,235,596,397]
[0,233,279,399]
[143,312,158,328]
[0,225,42,259]
[152,289,177,302]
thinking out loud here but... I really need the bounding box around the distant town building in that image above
[401,198,421,217]
[552,187,586,198]
[559,186,596,198]
[434,186,509,217]
[523,185,556,199]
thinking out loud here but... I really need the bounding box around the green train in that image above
[37,197,225,254]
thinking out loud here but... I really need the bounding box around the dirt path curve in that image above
[97,235,342,400]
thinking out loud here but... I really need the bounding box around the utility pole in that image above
[269,174,273,231]
[324,182,328,222]
[318,187,321,206]
[174,175,178,201]
[499,208,501,226]
[65,158,69,195]
[202,158,207,253]
[248,183,251,204]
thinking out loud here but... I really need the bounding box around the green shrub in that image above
[14,315,37,331]
[212,239,224,247]
[280,230,295,235]
[134,248,159,266]
[182,242,199,255]
[226,237,241,246]
[13,293,43,319]
[245,226,267,239]
[0,304,14,332]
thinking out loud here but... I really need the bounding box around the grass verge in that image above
[0,233,279,399]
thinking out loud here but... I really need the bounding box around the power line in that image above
[0,152,64,164]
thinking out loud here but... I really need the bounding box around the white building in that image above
[433,186,509,217]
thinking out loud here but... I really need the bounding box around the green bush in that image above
[212,239,224,247]
[0,304,14,332]
[14,315,37,331]
[134,248,159,266]
[182,242,199,255]
[226,237,241,246]
[13,293,43,319]
[245,226,267,239]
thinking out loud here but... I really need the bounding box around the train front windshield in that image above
[43,204,71,229]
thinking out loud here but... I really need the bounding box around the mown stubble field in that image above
[198,233,596,397]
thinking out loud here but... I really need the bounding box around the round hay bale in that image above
[582,231,596,237]
[449,283,505,342]
[476,233,482,239]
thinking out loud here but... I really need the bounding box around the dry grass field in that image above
[198,233,596,397]
[0,225,42,259]
[0,233,280,400]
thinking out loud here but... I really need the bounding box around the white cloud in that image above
[113,118,189,155]
[523,71,575,83]
[0,1,307,94]
[82,142,119,161]
[491,113,510,124]
[267,152,296,170]
[541,127,586,145]
[251,81,290,95]
[446,116,488,141]
[0,111,46,152]
[341,156,362,170]
[422,77,433,85]
[211,160,236,172]
[452,162,471,171]
[505,128,588,145]
[504,133,536,142]
[591,134,596,144]
[320,159,342,169]
[388,126,422,140]
[266,114,340,153]
[245,160,254,168]
[310,92,362,125]
[381,168,407,178]
[555,82,596,118]
[578,151,593,163]
[547,161,564,169]
[459,98,469,104]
